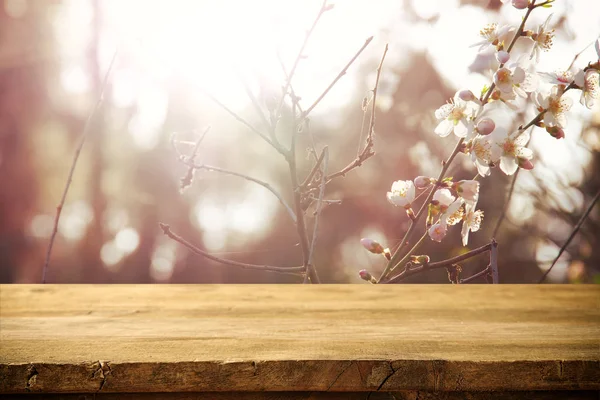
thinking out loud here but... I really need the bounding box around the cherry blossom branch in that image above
[302,36,374,119]
[378,138,465,282]
[538,188,600,283]
[42,50,118,284]
[492,168,520,239]
[186,163,297,224]
[324,44,388,184]
[159,223,304,276]
[385,242,493,284]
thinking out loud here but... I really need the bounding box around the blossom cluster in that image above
[360,0,599,282]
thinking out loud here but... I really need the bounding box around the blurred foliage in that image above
[0,0,598,283]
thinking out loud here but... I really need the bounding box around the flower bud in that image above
[410,255,431,265]
[511,0,529,9]
[358,269,377,284]
[457,89,476,102]
[428,222,448,243]
[414,176,434,189]
[546,125,565,139]
[360,238,384,254]
[495,50,510,64]
[518,157,534,170]
[476,117,496,136]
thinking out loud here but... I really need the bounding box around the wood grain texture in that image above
[0,285,598,394]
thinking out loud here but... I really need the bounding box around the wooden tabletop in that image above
[0,284,599,394]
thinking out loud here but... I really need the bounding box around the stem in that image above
[387,232,427,276]
[302,36,374,119]
[385,242,492,284]
[187,163,297,224]
[159,223,304,276]
[538,188,600,283]
[289,102,319,283]
[460,266,491,284]
[308,147,329,268]
[324,44,388,184]
[42,50,118,284]
[490,239,499,283]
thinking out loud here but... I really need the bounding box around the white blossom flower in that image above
[493,56,538,99]
[539,70,575,87]
[434,92,479,138]
[471,23,514,52]
[493,129,533,175]
[386,180,415,208]
[433,188,455,208]
[469,132,502,177]
[461,203,484,246]
[574,69,599,109]
[530,14,555,61]
[454,180,480,205]
[428,221,448,242]
[534,85,573,128]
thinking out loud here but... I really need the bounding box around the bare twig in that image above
[273,0,329,127]
[289,100,320,283]
[460,266,491,283]
[177,126,211,191]
[489,239,499,283]
[159,223,304,276]
[42,50,118,284]
[302,36,374,119]
[325,43,388,184]
[538,188,600,283]
[187,163,297,224]
[201,90,287,157]
[237,72,272,134]
[385,242,492,284]
[307,146,329,280]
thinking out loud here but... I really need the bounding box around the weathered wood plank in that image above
[1,285,599,393]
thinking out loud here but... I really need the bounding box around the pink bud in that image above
[358,269,372,281]
[360,238,384,254]
[518,158,534,170]
[457,89,476,102]
[476,118,496,135]
[495,50,510,64]
[511,0,529,9]
[546,126,565,139]
[414,176,434,189]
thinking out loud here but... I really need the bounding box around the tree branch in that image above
[302,36,374,119]
[159,223,304,276]
[42,50,118,284]
[538,188,600,283]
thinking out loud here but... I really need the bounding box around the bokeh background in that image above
[1,0,599,284]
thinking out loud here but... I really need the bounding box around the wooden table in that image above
[0,285,598,399]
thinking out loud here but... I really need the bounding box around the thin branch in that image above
[237,71,272,134]
[307,146,329,271]
[201,90,287,158]
[188,163,297,224]
[385,242,492,284]
[538,188,600,283]
[302,36,374,119]
[274,0,329,126]
[159,223,304,276]
[177,126,211,191]
[493,159,520,239]
[490,239,499,283]
[324,43,388,184]
[289,100,320,283]
[460,266,491,284]
[42,50,118,284]
[300,147,326,189]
